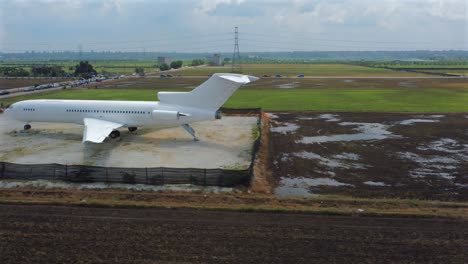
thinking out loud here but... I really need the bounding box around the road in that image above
[0,86,70,100]
[0,204,466,264]
[0,80,114,99]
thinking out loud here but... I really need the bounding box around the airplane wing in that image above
[83,118,123,143]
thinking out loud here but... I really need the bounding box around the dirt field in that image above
[0,204,466,264]
[0,114,257,169]
[269,112,468,201]
[98,76,468,90]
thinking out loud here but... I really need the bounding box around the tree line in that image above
[0,61,99,78]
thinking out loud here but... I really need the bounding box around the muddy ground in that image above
[269,112,468,201]
[0,114,257,169]
[98,76,468,90]
[0,204,466,264]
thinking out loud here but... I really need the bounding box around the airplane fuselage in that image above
[7,99,217,128]
[4,73,257,143]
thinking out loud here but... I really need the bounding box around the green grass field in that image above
[2,63,467,112]
[3,86,467,112]
[359,60,468,77]
[179,64,428,77]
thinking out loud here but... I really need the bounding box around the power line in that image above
[242,32,433,45]
[1,33,232,46]
[241,38,467,51]
[1,30,466,53]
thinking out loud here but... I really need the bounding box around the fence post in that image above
[65,165,68,180]
[220,172,224,187]
[105,168,108,183]
[145,167,148,184]
[204,168,207,186]
[189,169,192,185]
[0,162,4,179]
[161,168,164,185]
[53,167,56,180]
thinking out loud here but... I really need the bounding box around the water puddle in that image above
[276,82,298,89]
[364,181,389,186]
[294,151,367,169]
[319,114,341,122]
[297,122,398,144]
[280,153,291,162]
[399,151,459,165]
[398,137,468,180]
[410,169,455,180]
[398,151,459,180]
[271,122,300,134]
[343,79,354,83]
[398,81,417,88]
[333,153,360,161]
[275,176,353,197]
[266,113,279,119]
[399,119,439,125]
[299,113,340,122]
[419,114,445,119]
[418,138,468,159]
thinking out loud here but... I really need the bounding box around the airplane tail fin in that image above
[158,73,259,110]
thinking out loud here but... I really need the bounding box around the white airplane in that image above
[5,73,258,143]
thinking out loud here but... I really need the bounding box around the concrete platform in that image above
[0,114,257,169]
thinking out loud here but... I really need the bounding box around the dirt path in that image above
[0,204,466,264]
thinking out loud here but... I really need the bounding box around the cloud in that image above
[426,0,467,21]
[194,0,245,14]
[100,0,124,15]
[0,0,466,52]
[310,2,349,24]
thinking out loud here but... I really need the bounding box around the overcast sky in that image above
[1,0,467,52]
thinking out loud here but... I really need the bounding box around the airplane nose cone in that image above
[3,103,15,117]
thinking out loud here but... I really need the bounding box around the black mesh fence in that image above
[0,162,250,187]
[0,108,263,188]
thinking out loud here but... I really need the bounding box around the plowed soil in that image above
[0,204,466,264]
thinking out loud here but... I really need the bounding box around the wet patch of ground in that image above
[269,112,468,200]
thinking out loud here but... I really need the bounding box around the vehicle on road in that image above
[23,86,36,92]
